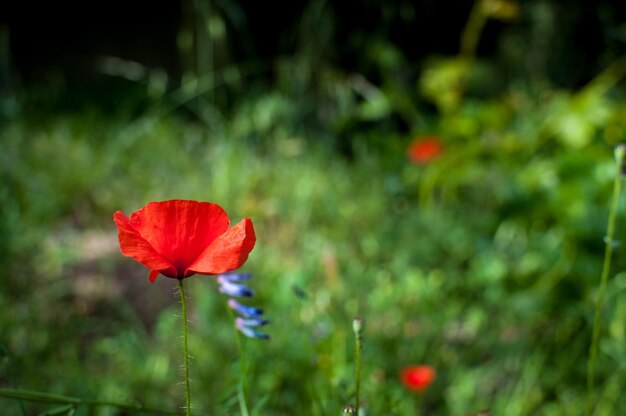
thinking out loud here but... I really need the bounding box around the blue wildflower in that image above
[218,272,269,340]
[217,275,254,297]
[228,299,263,319]
[236,318,270,340]
[219,273,252,282]
[236,317,269,327]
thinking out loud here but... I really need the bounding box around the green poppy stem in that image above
[178,279,192,416]
[586,144,625,415]
[353,317,364,414]
[354,338,362,415]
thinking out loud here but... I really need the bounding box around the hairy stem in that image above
[178,279,192,416]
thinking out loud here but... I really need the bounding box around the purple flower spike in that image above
[236,317,269,328]
[219,272,269,340]
[218,272,252,282]
[218,278,254,297]
[236,320,270,340]
[228,299,263,318]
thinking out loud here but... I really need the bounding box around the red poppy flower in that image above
[407,136,443,164]
[400,365,436,392]
[113,200,256,283]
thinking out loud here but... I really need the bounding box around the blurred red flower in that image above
[407,137,443,164]
[114,200,256,283]
[400,365,436,392]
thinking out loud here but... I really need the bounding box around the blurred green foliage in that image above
[3,0,626,415]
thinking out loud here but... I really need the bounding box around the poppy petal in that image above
[149,269,160,283]
[128,200,230,275]
[187,217,256,275]
[113,211,177,277]
[401,365,436,392]
[407,137,443,164]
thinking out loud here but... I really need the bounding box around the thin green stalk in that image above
[178,279,192,416]
[353,318,364,414]
[354,339,361,414]
[0,388,184,415]
[194,0,213,104]
[1,344,27,416]
[586,144,626,415]
[228,306,250,416]
[460,0,487,60]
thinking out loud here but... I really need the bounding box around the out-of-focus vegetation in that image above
[3,0,626,414]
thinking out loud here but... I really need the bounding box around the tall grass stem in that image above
[0,387,184,415]
[586,144,625,415]
[228,307,250,416]
[460,0,487,59]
